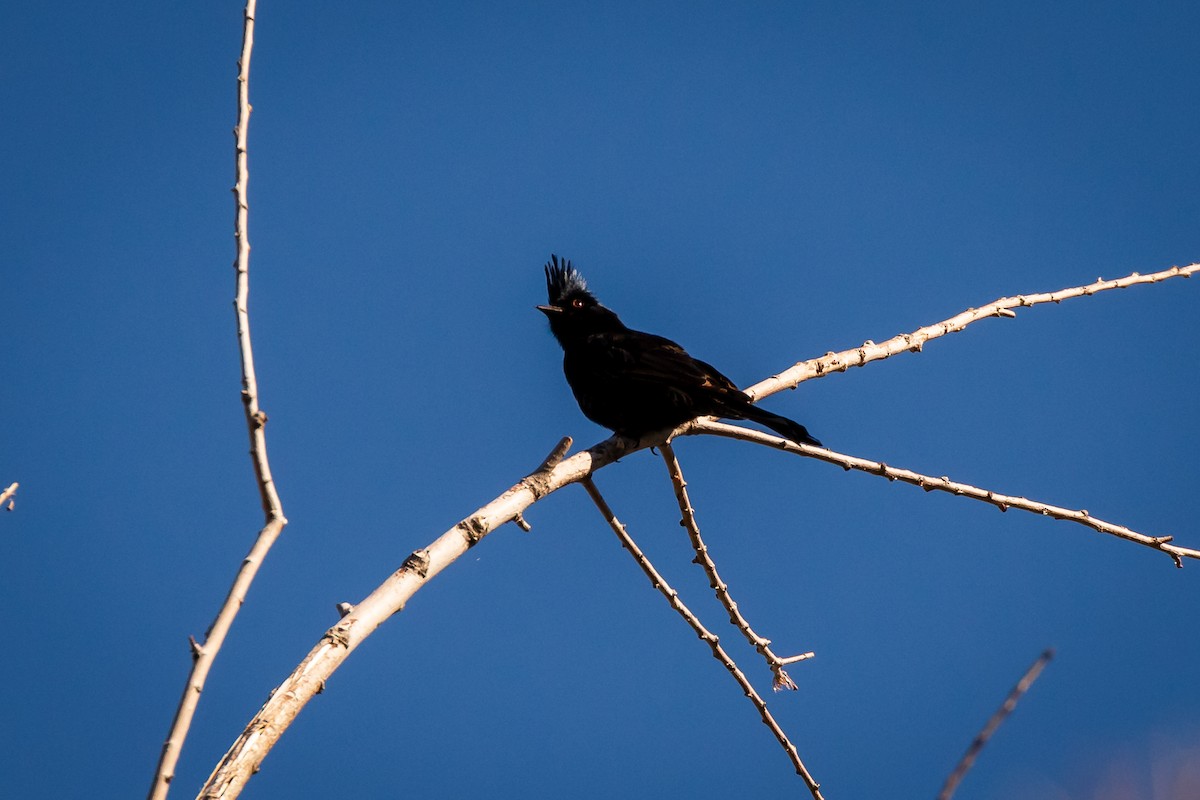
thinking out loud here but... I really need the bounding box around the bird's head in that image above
[537,255,625,344]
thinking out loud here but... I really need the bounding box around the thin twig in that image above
[747,263,1198,402]
[580,477,825,800]
[659,443,813,690]
[148,4,286,799]
[938,649,1055,800]
[0,482,18,512]
[691,420,1200,566]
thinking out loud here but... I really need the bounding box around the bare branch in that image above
[192,260,1192,795]
[747,263,1198,402]
[938,649,1055,800]
[148,4,288,798]
[690,420,1200,566]
[580,477,825,799]
[659,443,813,690]
[0,482,18,512]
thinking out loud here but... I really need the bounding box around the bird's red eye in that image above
[571,298,586,309]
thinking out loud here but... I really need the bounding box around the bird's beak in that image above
[536,304,562,316]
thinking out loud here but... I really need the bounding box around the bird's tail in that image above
[740,405,822,447]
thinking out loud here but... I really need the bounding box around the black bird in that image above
[537,255,821,447]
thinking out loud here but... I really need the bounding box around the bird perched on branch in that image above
[537,255,821,446]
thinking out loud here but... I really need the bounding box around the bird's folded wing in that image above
[588,330,743,396]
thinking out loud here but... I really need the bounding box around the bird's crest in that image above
[544,254,590,304]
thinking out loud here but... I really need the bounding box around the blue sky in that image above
[2,2,1198,798]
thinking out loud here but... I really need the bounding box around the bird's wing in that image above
[589,329,744,396]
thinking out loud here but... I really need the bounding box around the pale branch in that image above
[659,443,813,691]
[193,261,1192,796]
[148,4,287,799]
[0,482,17,512]
[746,263,1198,402]
[197,435,631,799]
[690,420,1200,566]
[937,649,1055,800]
[580,477,825,800]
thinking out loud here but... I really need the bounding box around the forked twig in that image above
[747,263,1198,402]
[692,420,1200,567]
[938,649,1055,800]
[148,4,288,798]
[581,477,825,799]
[659,443,813,690]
